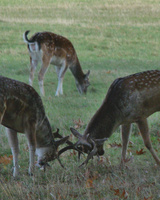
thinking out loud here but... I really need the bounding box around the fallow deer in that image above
[0,75,69,177]
[23,31,90,96]
[68,70,160,166]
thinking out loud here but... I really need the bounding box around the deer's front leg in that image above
[120,123,132,167]
[6,128,19,177]
[55,64,68,96]
[29,57,38,86]
[38,56,51,96]
[26,125,36,176]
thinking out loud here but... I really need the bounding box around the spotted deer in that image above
[67,70,160,166]
[23,31,90,96]
[0,75,69,177]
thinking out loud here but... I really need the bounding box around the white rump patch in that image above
[29,42,39,52]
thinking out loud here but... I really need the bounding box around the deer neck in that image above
[70,57,85,84]
[36,116,54,148]
[84,103,121,139]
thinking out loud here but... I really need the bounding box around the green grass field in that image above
[0,0,160,199]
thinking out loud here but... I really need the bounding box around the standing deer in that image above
[0,75,69,177]
[68,70,160,166]
[23,31,90,96]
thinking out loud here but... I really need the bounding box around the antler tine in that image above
[79,139,98,167]
[57,157,65,169]
[53,128,73,146]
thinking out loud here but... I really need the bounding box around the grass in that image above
[0,0,160,199]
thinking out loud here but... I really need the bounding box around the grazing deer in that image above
[68,70,160,166]
[0,75,69,177]
[23,30,90,96]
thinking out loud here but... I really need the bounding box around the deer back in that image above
[107,70,160,120]
[0,76,45,133]
[24,31,77,63]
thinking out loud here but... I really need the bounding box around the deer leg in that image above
[29,57,38,86]
[26,124,36,176]
[120,123,132,166]
[55,66,61,96]
[6,128,19,177]
[137,118,160,165]
[38,57,50,96]
[55,64,68,96]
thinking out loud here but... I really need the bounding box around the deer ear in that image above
[94,138,108,146]
[85,70,90,78]
[55,136,69,148]
[86,133,91,141]
[52,128,60,138]
[70,127,83,139]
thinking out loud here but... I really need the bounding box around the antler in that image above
[56,156,65,168]
[57,128,107,166]
[79,139,98,167]
[53,128,83,157]
[53,128,73,146]
[58,144,84,157]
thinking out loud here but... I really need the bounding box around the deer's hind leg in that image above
[38,55,51,96]
[7,128,19,177]
[137,118,160,165]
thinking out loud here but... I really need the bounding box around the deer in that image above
[23,30,90,96]
[64,70,160,167]
[0,75,70,177]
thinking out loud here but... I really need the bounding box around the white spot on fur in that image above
[29,42,39,52]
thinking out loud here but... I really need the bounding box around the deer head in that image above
[76,70,90,94]
[36,135,69,168]
[36,128,83,168]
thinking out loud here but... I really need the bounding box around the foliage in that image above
[0,0,160,199]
